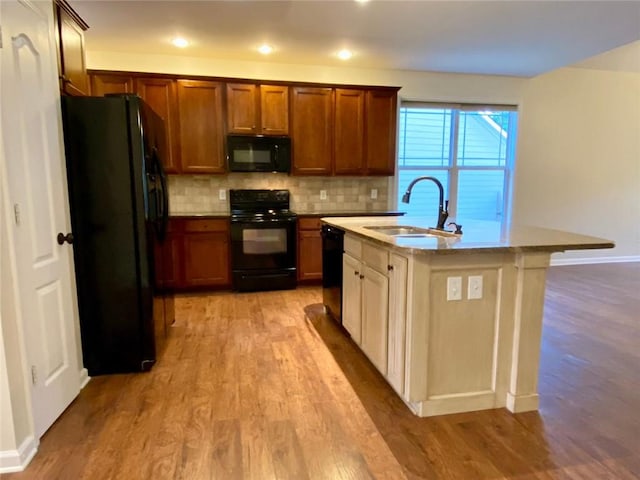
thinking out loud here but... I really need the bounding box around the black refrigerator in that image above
[61,95,173,376]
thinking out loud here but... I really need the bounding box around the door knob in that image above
[57,232,74,245]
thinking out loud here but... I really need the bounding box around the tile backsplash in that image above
[168,174,391,214]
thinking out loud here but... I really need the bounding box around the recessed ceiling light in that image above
[337,49,353,60]
[355,0,370,3]
[171,37,189,48]
[258,44,274,55]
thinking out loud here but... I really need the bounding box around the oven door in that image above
[230,217,297,271]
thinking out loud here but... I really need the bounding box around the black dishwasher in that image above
[321,224,345,323]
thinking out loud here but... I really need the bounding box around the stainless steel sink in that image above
[363,225,460,238]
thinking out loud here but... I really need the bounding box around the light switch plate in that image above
[219,189,226,200]
[320,190,327,200]
[371,188,378,199]
[468,275,483,300]
[447,276,462,301]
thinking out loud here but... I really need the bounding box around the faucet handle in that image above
[444,200,449,212]
[447,222,463,235]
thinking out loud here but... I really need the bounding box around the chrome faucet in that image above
[401,176,449,230]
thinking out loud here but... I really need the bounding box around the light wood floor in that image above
[3,263,639,479]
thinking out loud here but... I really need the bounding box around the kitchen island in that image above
[321,216,614,417]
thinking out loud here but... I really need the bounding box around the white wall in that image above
[87,51,639,263]
[515,67,640,263]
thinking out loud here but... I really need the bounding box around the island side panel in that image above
[506,252,551,413]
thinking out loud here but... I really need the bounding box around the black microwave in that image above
[227,135,291,173]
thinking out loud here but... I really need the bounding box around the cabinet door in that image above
[298,229,322,281]
[260,85,289,135]
[90,74,135,96]
[291,87,334,175]
[226,83,259,134]
[342,254,363,344]
[387,253,408,394]
[136,77,180,174]
[365,89,398,175]
[334,89,365,175]
[57,5,88,96]
[362,265,389,374]
[177,80,225,174]
[183,232,230,287]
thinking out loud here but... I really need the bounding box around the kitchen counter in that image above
[321,216,614,254]
[296,210,406,217]
[169,213,230,218]
[323,215,615,418]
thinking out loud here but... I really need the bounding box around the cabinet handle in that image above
[359,274,364,279]
[387,264,394,271]
[354,270,359,276]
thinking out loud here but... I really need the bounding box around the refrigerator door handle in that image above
[154,147,169,241]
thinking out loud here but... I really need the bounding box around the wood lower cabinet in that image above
[177,80,225,174]
[55,0,89,96]
[291,87,334,175]
[162,218,230,290]
[297,217,323,282]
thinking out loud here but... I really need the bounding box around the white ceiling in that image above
[72,0,640,78]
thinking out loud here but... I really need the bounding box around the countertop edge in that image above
[320,216,615,255]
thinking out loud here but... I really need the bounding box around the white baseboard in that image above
[79,367,90,389]
[0,435,38,473]
[550,255,640,267]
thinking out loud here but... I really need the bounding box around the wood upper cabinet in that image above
[226,83,289,135]
[334,89,365,175]
[226,83,259,134]
[90,73,135,96]
[291,87,334,175]
[260,85,289,135]
[55,0,89,96]
[177,80,225,174]
[136,77,180,174]
[365,89,398,175]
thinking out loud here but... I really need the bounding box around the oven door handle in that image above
[230,217,297,225]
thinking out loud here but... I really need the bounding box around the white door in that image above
[1,0,81,437]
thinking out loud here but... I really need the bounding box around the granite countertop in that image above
[321,216,615,255]
[169,213,230,218]
[169,210,405,218]
[294,210,406,217]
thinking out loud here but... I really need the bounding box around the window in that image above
[397,103,518,226]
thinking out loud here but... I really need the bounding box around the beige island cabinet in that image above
[321,216,614,417]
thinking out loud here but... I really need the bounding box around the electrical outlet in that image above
[370,188,378,199]
[219,189,226,200]
[468,275,483,300]
[447,276,462,301]
[320,190,327,200]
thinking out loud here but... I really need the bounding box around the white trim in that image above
[79,368,90,389]
[550,255,640,267]
[0,435,38,473]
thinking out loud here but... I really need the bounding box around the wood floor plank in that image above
[3,264,639,480]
